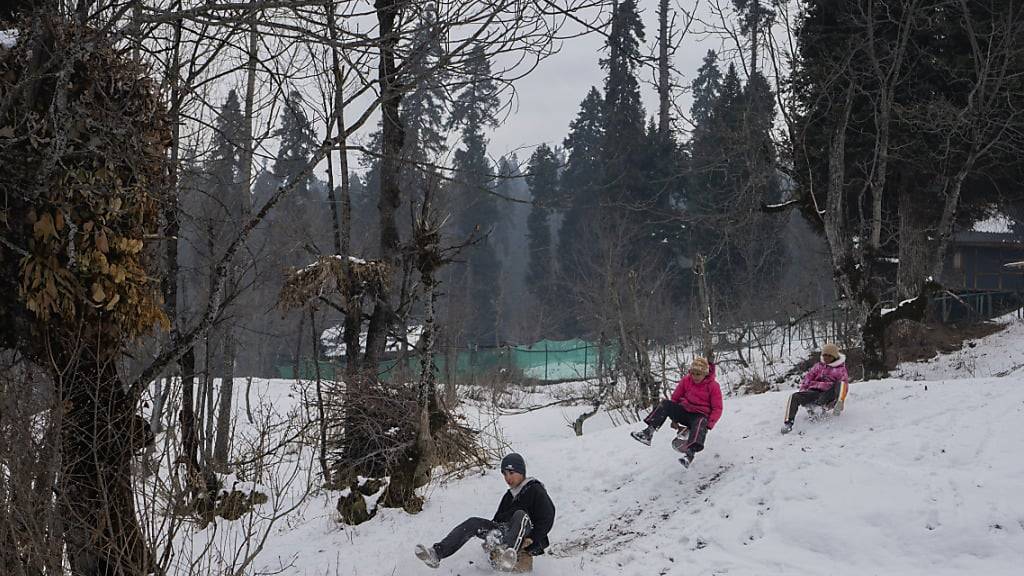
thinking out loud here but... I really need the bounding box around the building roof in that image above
[953,230,1024,248]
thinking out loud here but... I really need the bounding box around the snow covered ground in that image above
[172,315,1024,576]
[895,312,1024,380]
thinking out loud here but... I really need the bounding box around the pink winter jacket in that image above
[670,363,724,429]
[800,355,849,392]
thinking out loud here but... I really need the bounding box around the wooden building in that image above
[943,230,1024,291]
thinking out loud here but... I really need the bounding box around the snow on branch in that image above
[880,279,941,322]
[761,198,802,213]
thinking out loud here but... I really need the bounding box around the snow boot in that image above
[780,421,793,435]
[414,544,440,569]
[481,528,503,552]
[490,546,518,572]
[679,450,694,468]
[630,427,654,446]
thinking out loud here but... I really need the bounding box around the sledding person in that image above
[414,453,556,572]
[781,342,849,435]
[630,356,723,467]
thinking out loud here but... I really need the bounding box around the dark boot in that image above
[679,449,694,468]
[630,426,655,446]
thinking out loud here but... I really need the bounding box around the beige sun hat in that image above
[821,343,840,359]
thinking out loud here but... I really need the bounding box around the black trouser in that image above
[644,399,709,453]
[433,509,532,560]
[784,385,839,423]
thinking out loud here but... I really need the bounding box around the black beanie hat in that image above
[500,453,526,475]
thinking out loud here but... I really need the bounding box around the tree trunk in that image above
[341,0,403,482]
[165,9,201,481]
[750,0,759,77]
[364,0,404,370]
[860,308,887,377]
[310,309,331,485]
[694,253,713,358]
[60,353,150,575]
[897,183,931,300]
[179,346,200,473]
[929,166,972,281]
[325,0,346,258]
[149,378,164,434]
[657,0,671,138]
[213,330,235,468]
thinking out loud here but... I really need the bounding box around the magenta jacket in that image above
[800,355,849,392]
[670,363,724,429]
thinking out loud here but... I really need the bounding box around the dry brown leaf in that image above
[91,282,106,303]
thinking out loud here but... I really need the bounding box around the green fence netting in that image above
[276,338,617,383]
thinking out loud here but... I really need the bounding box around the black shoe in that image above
[630,427,654,446]
[679,450,694,468]
[780,421,793,435]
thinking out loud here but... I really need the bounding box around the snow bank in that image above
[896,314,1024,380]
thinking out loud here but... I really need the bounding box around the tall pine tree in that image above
[601,0,647,208]
[525,144,560,321]
[274,90,317,201]
[557,87,604,334]
[400,5,448,202]
[448,45,503,344]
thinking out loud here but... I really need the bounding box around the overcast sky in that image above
[487,0,739,161]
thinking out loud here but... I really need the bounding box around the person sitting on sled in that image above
[781,342,849,435]
[414,453,556,572]
[631,356,723,467]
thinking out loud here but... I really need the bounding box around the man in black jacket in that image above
[414,453,556,571]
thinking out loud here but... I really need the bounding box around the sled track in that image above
[550,464,733,558]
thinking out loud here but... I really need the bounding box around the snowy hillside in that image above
[895,312,1024,380]
[187,317,1024,576]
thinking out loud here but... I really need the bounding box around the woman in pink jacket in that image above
[631,357,723,467]
[781,343,849,434]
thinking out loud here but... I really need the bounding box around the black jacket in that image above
[492,479,556,555]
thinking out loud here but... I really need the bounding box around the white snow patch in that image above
[972,213,1014,234]
[881,296,918,316]
[0,29,17,49]
[298,254,370,273]
[320,323,423,357]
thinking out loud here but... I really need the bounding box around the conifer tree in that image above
[559,87,604,249]
[601,0,647,208]
[203,90,248,467]
[690,50,722,137]
[557,88,604,332]
[448,45,503,344]
[274,90,317,201]
[400,6,448,199]
[525,144,560,317]
[732,0,775,76]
